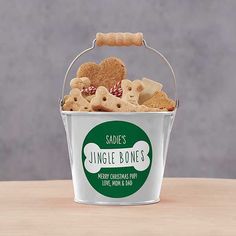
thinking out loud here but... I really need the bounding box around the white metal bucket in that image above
[60,33,178,205]
[61,111,176,205]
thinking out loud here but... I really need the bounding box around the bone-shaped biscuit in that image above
[139,77,163,104]
[84,94,95,102]
[90,86,164,112]
[69,88,90,106]
[63,99,91,111]
[70,77,91,90]
[121,80,144,105]
[62,88,91,112]
[62,97,80,111]
[90,86,166,112]
[90,86,137,112]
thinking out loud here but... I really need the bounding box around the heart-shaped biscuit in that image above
[77,57,126,89]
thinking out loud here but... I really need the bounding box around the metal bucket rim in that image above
[60,109,177,116]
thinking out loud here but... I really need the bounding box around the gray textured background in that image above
[0,0,235,180]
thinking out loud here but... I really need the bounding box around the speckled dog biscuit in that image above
[84,94,95,102]
[90,86,137,112]
[121,80,144,105]
[63,88,91,111]
[62,97,80,111]
[142,91,175,111]
[77,57,126,89]
[139,77,163,104]
[70,77,91,90]
[70,88,91,106]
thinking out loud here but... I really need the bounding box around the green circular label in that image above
[82,121,152,198]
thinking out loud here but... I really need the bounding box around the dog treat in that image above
[139,77,163,104]
[142,91,175,111]
[63,95,70,102]
[77,57,126,89]
[136,105,166,112]
[70,88,91,107]
[121,80,144,105]
[70,77,91,90]
[63,97,91,112]
[62,97,80,111]
[62,56,176,113]
[91,86,137,112]
[90,86,165,112]
[63,88,91,112]
[84,94,95,102]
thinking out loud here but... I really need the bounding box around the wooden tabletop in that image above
[0,178,235,236]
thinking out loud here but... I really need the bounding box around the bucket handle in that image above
[61,33,178,107]
[96,32,143,46]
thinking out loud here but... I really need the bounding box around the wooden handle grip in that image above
[96,32,143,46]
